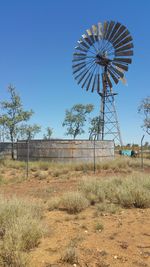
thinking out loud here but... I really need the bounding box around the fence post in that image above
[16,139,18,160]
[26,138,29,178]
[91,134,96,173]
[141,135,145,170]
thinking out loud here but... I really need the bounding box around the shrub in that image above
[61,192,89,214]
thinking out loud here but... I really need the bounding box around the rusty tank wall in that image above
[17,139,114,162]
[0,142,17,158]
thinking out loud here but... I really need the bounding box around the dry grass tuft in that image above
[80,179,105,205]
[47,197,61,211]
[61,191,89,214]
[96,202,120,215]
[94,222,104,232]
[80,174,150,209]
[61,246,78,264]
[34,171,48,180]
[0,159,26,169]
[0,176,6,185]
[0,196,44,267]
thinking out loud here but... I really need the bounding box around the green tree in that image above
[0,117,9,142]
[43,127,53,139]
[138,96,150,135]
[62,104,94,139]
[19,124,41,140]
[0,85,33,159]
[88,116,102,140]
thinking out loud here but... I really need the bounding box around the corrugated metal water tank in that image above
[17,139,114,162]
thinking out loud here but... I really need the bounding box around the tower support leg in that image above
[98,90,123,146]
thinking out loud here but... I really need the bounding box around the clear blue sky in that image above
[0,0,150,145]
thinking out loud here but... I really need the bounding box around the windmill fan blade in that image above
[115,43,134,52]
[107,68,119,84]
[92,25,98,42]
[72,57,87,62]
[105,21,115,40]
[74,65,91,80]
[111,25,126,44]
[113,29,130,46]
[114,36,133,49]
[91,74,97,92]
[73,52,86,57]
[108,22,121,42]
[103,21,109,39]
[75,46,88,53]
[92,25,98,35]
[78,62,95,84]
[114,57,132,64]
[98,22,103,39]
[81,72,92,88]
[86,72,94,91]
[109,66,124,78]
[86,29,95,43]
[120,77,127,85]
[77,69,90,84]
[73,61,87,69]
[82,34,93,46]
[113,62,128,71]
[74,61,95,80]
[78,39,89,49]
[74,68,86,80]
[115,65,125,73]
[73,63,87,74]
[115,50,133,57]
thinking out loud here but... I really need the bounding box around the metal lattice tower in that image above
[97,68,123,145]
[99,91,123,145]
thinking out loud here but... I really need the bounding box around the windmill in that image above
[72,21,133,145]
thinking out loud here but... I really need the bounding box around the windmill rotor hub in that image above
[95,54,111,67]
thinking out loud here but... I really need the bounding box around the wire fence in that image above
[0,140,149,178]
[0,141,150,161]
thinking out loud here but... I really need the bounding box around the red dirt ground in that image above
[0,165,150,267]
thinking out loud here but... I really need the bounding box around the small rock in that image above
[114,255,118,259]
[98,250,108,256]
[120,241,128,249]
